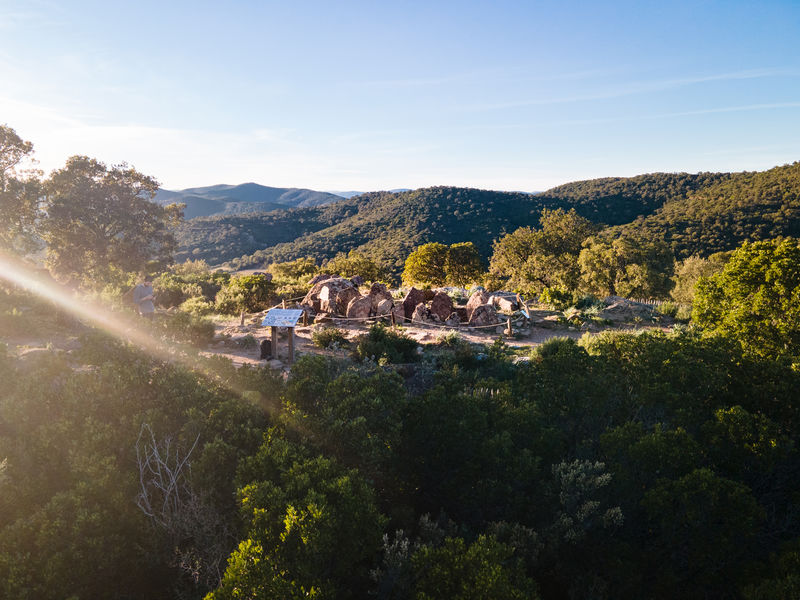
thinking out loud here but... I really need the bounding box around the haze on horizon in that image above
[1,0,798,192]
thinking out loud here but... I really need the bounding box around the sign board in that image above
[261,309,304,328]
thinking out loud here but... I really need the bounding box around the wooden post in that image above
[271,326,278,360]
[282,299,287,309]
[302,311,308,327]
[240,309,245,326]
[390,311,396,329]
[288,327,295,364]
[506,317,513,336]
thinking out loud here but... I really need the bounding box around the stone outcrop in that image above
[489,293,519,313]
[346,295,372,319]
[302,277,358,315]
[468,304,500,327]
[465,290,490,320]
[308,273,333,286]
[350,275,365,286]
[429,291,454,322]
[402,287,426,320]
[411,303,435,324]
[392,304,406,323]
[444,312,461,327]
[376,298,394,316]
[369,282,394,312]
[599,296,656,322]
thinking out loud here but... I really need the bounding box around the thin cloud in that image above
[461,68,799,111]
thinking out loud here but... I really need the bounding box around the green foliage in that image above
[158,310,216,345]
[410,535,538,600]
[179,295,215,316]
[324,250,385,282]
[42,156,183,286]
[0,125,41,255]
[352,323,419,364]
[579,232,675,298]
[490,208,596,294]
[538,287,573,310]
[269,256,319,280]
[402,242,449,287]
[670,252,729,303]
[216,273,275,314]
[693,237,800,360]
[444,242,485,287]
[311,326,349,349]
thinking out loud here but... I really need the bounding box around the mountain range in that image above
[173,162,800,278]
[154,183,343,219]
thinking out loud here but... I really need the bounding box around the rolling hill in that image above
[173,163,800,278]
[154,183,342,219]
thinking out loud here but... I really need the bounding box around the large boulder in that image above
[599,296,655,323]
[308,273,333,286]
[468,304,500,327]
[346,295,372,319]
[392,303,406,323]
[430,291,454,322]
[368,282,394,312]
[302,277,359,316]
[376,298,394,316]
[489,293,519,313]
[350,275,365,286]
[465,290,490,320]
[411,303,435,325]
[444,312,461,328]
[403,287,426,320]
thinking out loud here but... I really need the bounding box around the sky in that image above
[1,0,799,192]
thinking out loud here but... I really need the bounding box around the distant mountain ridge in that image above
[154,182,342,219]
[173,163,800,277]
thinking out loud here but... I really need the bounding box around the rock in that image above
[346,295,372,319]
[489,293,519,313]
[392,303,406,323]
[314,312,331,324]
[376,298,394,316]
[466,290,490,320]
[368,282,394,313]
[308,273,333,285]
[444,312,461,327]
[468,304,500,327]
[599,296,655,322]
[350,275,365,286]
[268,359,283,369]
[496,326,506,334]
[423,289,436,302]
[411,303,435,325]
[306,277,359,316]
[402,287,426,320]
[455,306,469,323]
[429,291,454,322]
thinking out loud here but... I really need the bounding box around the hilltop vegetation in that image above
[155,182,342,219]
[175,164,800,282]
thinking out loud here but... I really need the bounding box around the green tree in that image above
[444,242,484,287]
[579,232,674,298]
[489,208,596,294]
[670,252,729,303]
[324,250,385,282]
[402,242,449,287]
[42,156,183,284]
[410,535,538,600]
[215,273,275,314]
[0,125,41,255]
[693,238,800,361]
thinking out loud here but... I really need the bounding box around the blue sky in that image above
[1,0,798,191]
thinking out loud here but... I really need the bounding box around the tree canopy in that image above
[42,156,183,284]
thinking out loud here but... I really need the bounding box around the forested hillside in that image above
[617,162,800,258]
[155,183,342,219]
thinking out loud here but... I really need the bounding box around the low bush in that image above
[352,323,419,364]
[312,326,349,349]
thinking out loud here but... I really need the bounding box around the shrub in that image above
[539,287,573,310]
[160,311,216,345]
[179,296,215,316]
[215,274,275,314]
[352,323,419,364]
[312,327,349,349]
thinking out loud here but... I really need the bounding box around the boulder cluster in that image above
[300,275,520,328]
